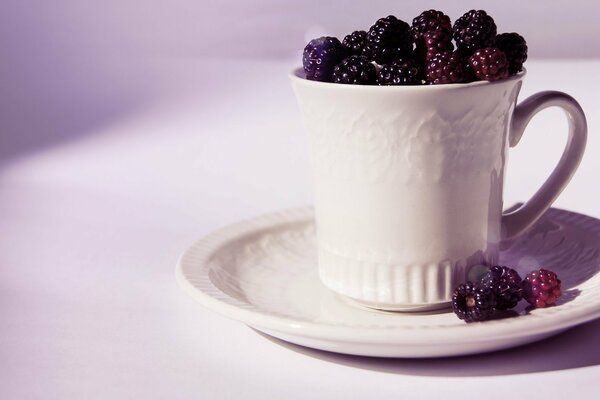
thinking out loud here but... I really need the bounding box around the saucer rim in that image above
[176,207,600,350]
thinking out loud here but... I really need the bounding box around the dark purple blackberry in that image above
[332,56,376,85]
[522,269,562,308]
[377,58,422,85]
[302,36,348,82]
[426,51,469,84]
[495,32,528,75]
[480,266,523,310]
[469,47,509,81]
[415,29,454,62]
[453,10,497,57]
[363,15,414,64]
[411,9,452,39]
[342,30,368,56]
[452,282,497,322]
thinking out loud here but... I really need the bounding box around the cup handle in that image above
[502,91,587,239]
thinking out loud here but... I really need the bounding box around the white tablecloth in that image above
[1,58,599,399]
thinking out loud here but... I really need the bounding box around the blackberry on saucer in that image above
[452,282,497,322]
[481,266,523,310]
[303,36,348,82]
[522,269,562,308]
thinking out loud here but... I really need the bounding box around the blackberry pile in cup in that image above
[302,9,527,85]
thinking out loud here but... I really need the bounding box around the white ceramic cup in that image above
[291,69,587,311]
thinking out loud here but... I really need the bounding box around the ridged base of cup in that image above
[318,247,489,311]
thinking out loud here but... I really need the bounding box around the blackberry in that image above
[377,58,422,85]
[468,47,509,81]
[364,15,414,64]
[415,29,454,62]
[453,10,497,57]
[342,30,368,56]
[426,51,469,84]
[411,9,452,39]
[452,282,497,322]
[302,36,348,82]
[481,266,523,310]
[522,269,562,308]
[332,56,377,85]
[495,32,528,75]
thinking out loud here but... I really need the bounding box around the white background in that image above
[2,0,598,59]
[1,1,600,399]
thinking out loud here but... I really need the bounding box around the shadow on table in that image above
[255,317,600,376]
[0,4,164,168]
[0,56,153,167]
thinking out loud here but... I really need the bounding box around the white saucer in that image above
[176,207,600,358]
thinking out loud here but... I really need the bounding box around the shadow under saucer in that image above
[253,315,600,377]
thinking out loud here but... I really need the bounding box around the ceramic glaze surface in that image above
[176,207,600,358]
[292,75,519,308]
[290,71,586,309]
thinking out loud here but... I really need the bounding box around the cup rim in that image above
[289,67,526,91]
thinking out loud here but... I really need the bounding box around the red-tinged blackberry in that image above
[481,266,523,310]
[522,269,562,308]
[495,32,528,75]
[452,282,497,322]
[468,47,509,81]
[415,29,454,62]
[426,51,470,84]
[453,10,497,57]
[364,15,414,64]
[303,36,348,82]
[377,58,422,85]
[342,30,368,56]
[411,9,452,39]
[332,56,377,85]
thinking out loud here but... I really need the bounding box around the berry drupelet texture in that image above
[411,9,452,39]
[377,58,422,85]
[303,36,348,82]
[452,282,497,322]
[468,47,509,81]
[301,11,527,85]
[342,30,368,56]
[522,269,562,308]
[453,10,497,57]
[481,266,523,310]
[416,29,454,61]
[495,32,528,75]
[426,51,469,84]
[332,56,377,85]
[364,15,414,64]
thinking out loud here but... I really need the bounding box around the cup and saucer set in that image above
[176,68,600,358]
